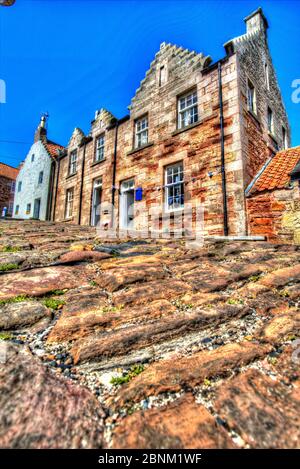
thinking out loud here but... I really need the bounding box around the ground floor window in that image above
[164,162,184,212]
[15,205,19,215]
[65,187,74,219]
[8,202,13,214]
[26,203,31,215]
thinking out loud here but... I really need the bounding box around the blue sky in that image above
[0,0,299,167]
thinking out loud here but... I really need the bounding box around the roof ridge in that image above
[0,161,18,170]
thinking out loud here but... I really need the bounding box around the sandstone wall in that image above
[246,184,300,244]
[0,176,14,216]
[233,17,290,186]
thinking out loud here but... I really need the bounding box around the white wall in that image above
[13,141,52,220]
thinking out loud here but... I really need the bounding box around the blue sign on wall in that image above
[135,187,143,201]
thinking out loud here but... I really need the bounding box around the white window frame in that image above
[69,150,77,175]
[247,80,257,115]
[95,134,105,162]
[164,162,184,213]
[265,63,270,90]
[65,188,74,219]
[282,126,288,150]
[159,65,166,86]
[178,89,198,129]
[268,107,274,134]
[38,171,43,184]
[10,181,15,193]
[135,116,148,149]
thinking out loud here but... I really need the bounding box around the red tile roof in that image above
[44,140,65,158]
[247,146,300,195]
[0,162,19,181]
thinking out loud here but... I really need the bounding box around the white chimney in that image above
[244,7,268,35]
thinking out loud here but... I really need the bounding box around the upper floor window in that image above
[95,134,105,162]
[31,154,35,162]
[159,65,167,86]
[15,205,19,215]
[18,181,22,192]
[10,181,15,193]
[69,150,77,175]
[267,107,274,134]
[264,63,270,90]
[247,80,257,114]
[282,126,288,149]
[65,187,74,219]
[135,115,148,149]
[178,89,198,129]
[38,171,43,184]
[165,162,184,212]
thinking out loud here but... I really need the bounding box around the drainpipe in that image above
[111,120,119,227]
[218,61,229,236]
[78,138,88,225]
[52,157,61,222]
[46,159,55,221]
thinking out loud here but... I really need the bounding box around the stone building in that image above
[14,116,64,220]
[0,162,19,216]
[246,146,300,244]
[52,8,291,238]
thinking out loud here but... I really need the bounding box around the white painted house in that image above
[13,116,64,220]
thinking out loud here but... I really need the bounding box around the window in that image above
[159,65,166,86]
[18,181,22,192]
[267,107,274,134]
[26,203,31,215]
[31,154,35,162]
[8,202,13,214]
[265,63,270,90]
[38,171,43,184]
[69,150,77,175]
[135,115,148,148]
[65,188,74,219]
[15,205,19,215]
[10,181,16,193]
[247,80,257,114]
[282,127,288,149]
[165,162,184,212]
[95,134,105,162]
[178,89,198,129]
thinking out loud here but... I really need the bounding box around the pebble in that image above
[202,337,212,344]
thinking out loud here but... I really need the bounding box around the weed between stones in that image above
[0,263,19,272]
[110,364,145,386]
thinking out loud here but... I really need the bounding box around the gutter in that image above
[52,157,61,221]
[78,136,91,225]
[46,159,55,221]
[218,61,229,236]
[245,157,273,197]
[111,121,119,213]
[110,115,129,226]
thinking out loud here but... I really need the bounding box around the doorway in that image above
[91,178,102,226]
[120,179,135,229]
[33,198,41,219]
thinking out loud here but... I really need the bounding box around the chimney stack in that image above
[34,113,48,143]
[244,7,268,35]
